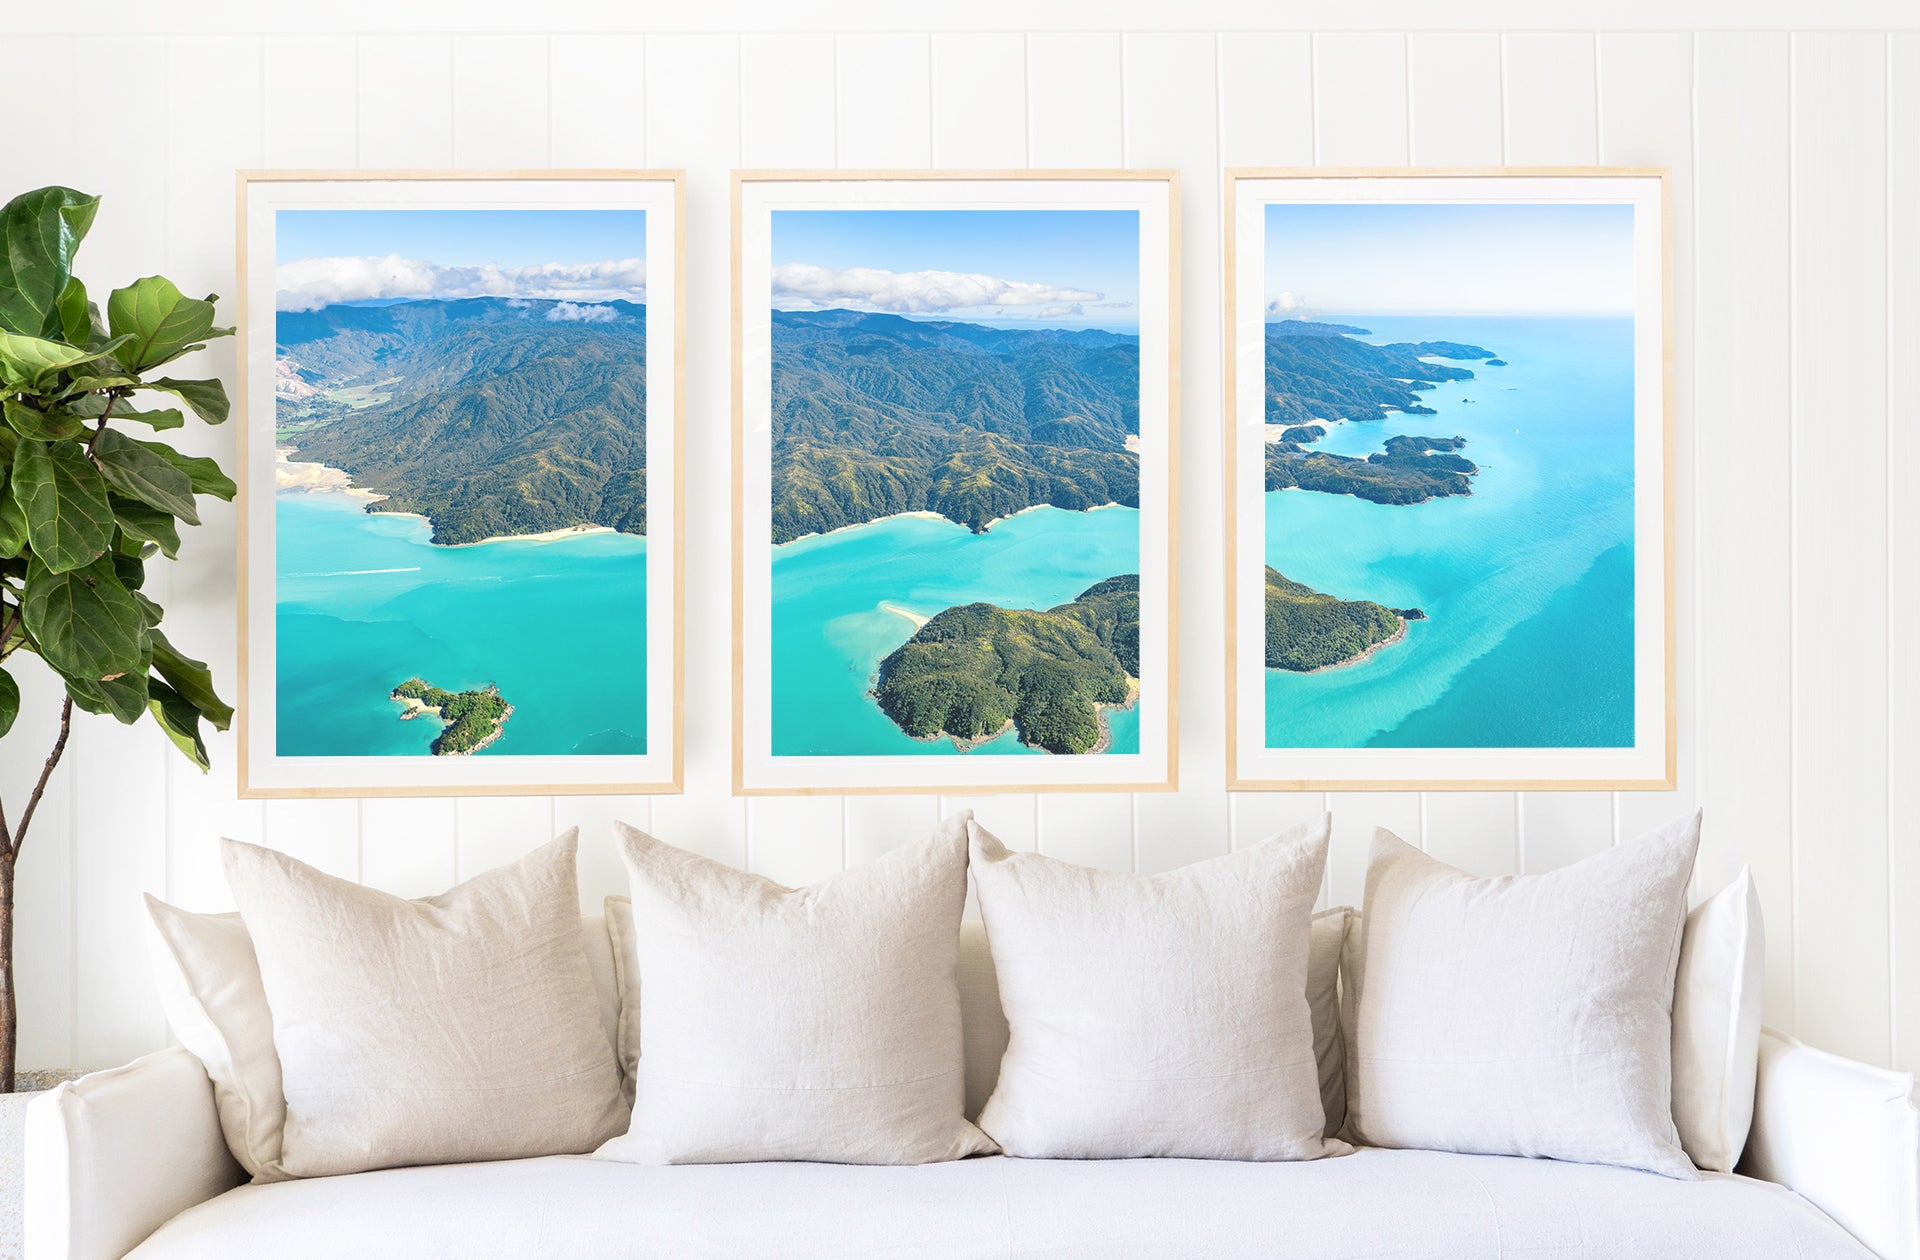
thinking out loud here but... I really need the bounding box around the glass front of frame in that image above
[1228,173,1670,789]
[239,176,682,795]
[736,176,1177,793]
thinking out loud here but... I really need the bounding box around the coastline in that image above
[1307,618,1409,675]
[878,601,929,630]
[1086,676,1142,755]
[778,500,1132,548]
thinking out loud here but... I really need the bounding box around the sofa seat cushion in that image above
[126,1148,1873,1260]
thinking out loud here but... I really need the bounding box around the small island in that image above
[1266,432,1478,506]
[1484,358,1507,367]
[390,678,514,755]
[1265,567,1422,673]
[874,576,1139,755]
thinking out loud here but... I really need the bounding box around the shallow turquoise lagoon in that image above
[1263,314,1636,749]
[771,507,1141,757]
[275,493,648,757]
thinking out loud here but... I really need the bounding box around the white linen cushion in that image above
[1672,866,1765,1172]
[1345,812,1701,1179]
[1308,906,1354,1138]
[599,815,993,1166]
[141,899,288,1182]
[220,831,625,1178]
[969,816,1344,1161]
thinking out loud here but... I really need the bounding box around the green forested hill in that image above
[769,310,1141,542]
[1264,567,1410,672]
[1263,319,1493,425]
[874,575,1140,755]
[278,297,647,545]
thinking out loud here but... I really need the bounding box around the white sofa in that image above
[25,920,1920,1260]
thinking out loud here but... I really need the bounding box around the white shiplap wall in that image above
[2,4,1915,1077]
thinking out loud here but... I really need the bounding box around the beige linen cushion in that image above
[142,898,290,1182]
[1344,813,1701,1179]
[599,815,993,1166]
[1672,866,1766,1171]
[970,816,1345,1162]
[1308,906,1354,1138]
[220,831,626,1178]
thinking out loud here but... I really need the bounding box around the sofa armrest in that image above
[1740,1027,1920,1260]
[24,1047,245,1260]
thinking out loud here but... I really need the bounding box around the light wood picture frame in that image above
[732,170,1181,795]
[1224,167,1675,792]
[236,170,685,797]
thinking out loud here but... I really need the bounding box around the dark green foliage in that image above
[1263,319,1494,426]
[873,576,1137,755]
[1263,567,1407,672]
[768,310,1140,543]
[278,298,647,545]
[1266,432,1479,506]
[389,677,511,755]
[1279,424,1325,444]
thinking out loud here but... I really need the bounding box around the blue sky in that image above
[1265,202,1636,316]
[276,208,646,266]
[771,208,1140,330]
[274,208,648,312]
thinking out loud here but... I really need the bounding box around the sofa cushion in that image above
[123,1148,1875,1260]
[969,817,1341,1161]
[1673,867,1765,1171]
[600,816,992,1166]
[221,832,626,1178]
[1346,814,1700,1179]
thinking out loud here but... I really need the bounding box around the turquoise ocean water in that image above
[1264,314,1636,749]
[771,507,1141,757]
[275,492,648,756]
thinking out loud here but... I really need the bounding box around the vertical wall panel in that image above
[1027,34,1124,168]
[453,35,551,167]
[552,796,650,911]
[1503,35,1598,165]
[357,35,454,167]
[1218,34,1314,168]
[1407,33,1503,166]
[1326,791,1423,908]
[746,797,844,886]
[1598,35,1700,851]
[1789,32,1891,1066]
[931,34,1028,168]
[548,34,648,167]
[1890,33,1920,1074]
[1312,34,1409,166]
[1024,32,1131,869]
[264,37,358,167]
[359,800,459,899]
[1694,31,1795,1019]
[262,799,359,878]
[945,796,1036,852]
[740,34,837,167]
[845,796,941,867]
[1500,29,1612,872]
[644,33,746,869]
[1126,33,1229,874]
[837,34,932,167]
[454,798,555,881]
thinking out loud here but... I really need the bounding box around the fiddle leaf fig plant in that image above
[0,186,237,1089]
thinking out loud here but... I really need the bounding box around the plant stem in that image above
[83,389,120,458]
[0,697,69,1093]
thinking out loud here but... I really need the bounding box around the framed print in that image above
[733,171,1179,795]
[237,171,683,797]
[1225,168,1673,791]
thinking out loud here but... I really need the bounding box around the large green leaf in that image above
[106,277,229,371]
[150,629,232,731]
[20,552,146,681]
[147,678,209,770]
[12,438,115,572]
[92,428,200,524]
[0,187,99,339]
[64,641,150,724]
[0,331,130,388]
[3,397,87,441]
[0,666,17,737]
[110,405,185,432]
[56,276,102,348]
[133,438,235,501]
[110,494,182,558]
[0,481,26,558]
[143,376,229,425]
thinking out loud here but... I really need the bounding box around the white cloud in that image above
[1266,292,1307,315]
[1034,304,1083,320]
[770,263,1102,315]
[545,302,618,323]
[275,254,647,312]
